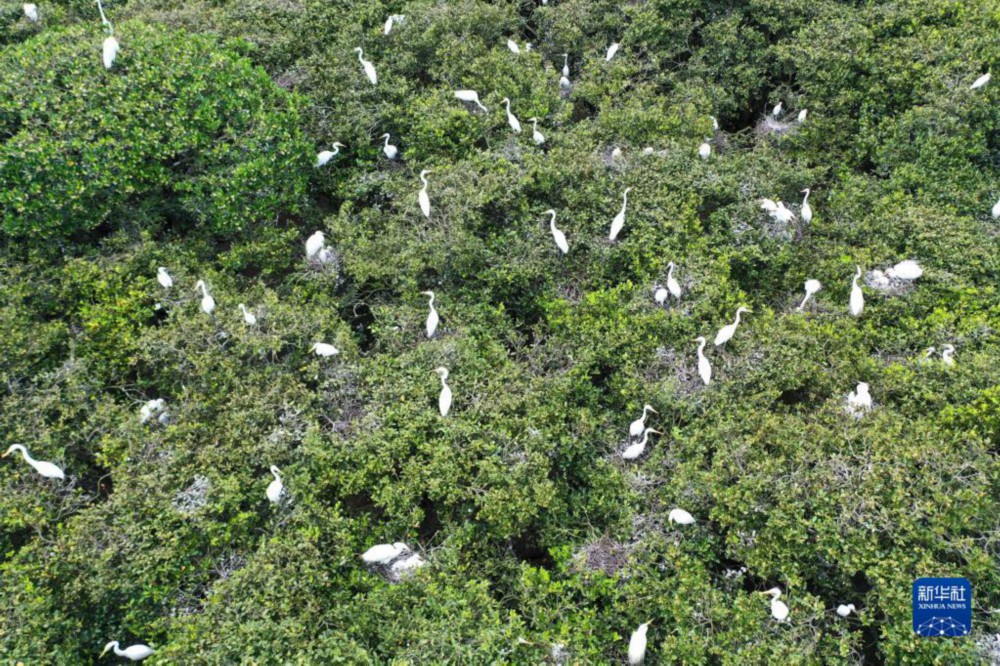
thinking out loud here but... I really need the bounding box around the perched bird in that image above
[354,47,378,85]
[454,89,488,113]
[665,262,682,300]
[23,3,38,21]
[156,267,173,289]
[846,382,872,417]
[528,117,545,145]
[390,552,426,576]
[695,336,712,385]
[195,280,215,315]
[698,140,711,160]
[714,306,751,346]
[611,147,623,160]
[609,187,633,241]
[941,344,956,366]
[709,115,719,131]
[421,290,439,338]
[836,604,856,618]
[238,304,257,326]
[668,508,695,525]
[265,466,283,503]
[380,133,398,160]
[654,286,668,305]
[559,75,571,90]
[800,188,813,224]
[506,39,520,54]
[383,15,395,35]
[761,588,789,621]
[797,109,808,123]
[760,199,795,224]
[362,542,409,564]
[771,102,783,117]
[316,143,345,167]
[627,621,651,665]
[312,342,339,357]
[849,266,864,316]
[435,367,452,416]
[562,53,570,78]
[99,642,154,662]
[2,445,64,480]
[606,42,620,61]
[418,170,432,218]
[501,98,522,133]
[798,279,822,311]
[628,404,657,438]
[921,346,937,365]
[545,209,569,254]
[305,231,325,258]
[971,72,991,89]
[103,36,119,70]
[992,197,1000,219]
[622,428,663,460]
[139,398,165,424]
[886,260,922,281]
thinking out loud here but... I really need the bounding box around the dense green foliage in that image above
[2,0,1000,663]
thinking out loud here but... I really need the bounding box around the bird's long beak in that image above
[1,451,9,458]
[99,648,109,658]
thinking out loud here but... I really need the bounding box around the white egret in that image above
[100,642,154,661]
[421,290,439,338]
[797,109,808,123]
[506,39,520,54]
[311,342,339,357]
[383,14,404,35]
[771,102,783,117]
[698,140,711,160]
[666,262,681,300]
[528,117,545,145]
[654,287,668,305]
[941,344,955,366]
[562,53,570,77]
[627,621,651,665]
[363,542,408,564]
[695,336,711,385]
[628,404,657,438]
[23,3,38,21]
[305,231,325,258]
[238,304,257,326]
[849,266,864,316]
[710,115,719,131]
[759,198,778,212]
[800,188,812,223]
[761,200,794,223]
[668,508,695,525]
[545,209,569,254]
[103,35,119,70]
[418,169,431,219]
[384,15,394,35]
[971,72,991,90]
[846,381,872,417]
[391,552,426,576]
[992,197,1000,219]
[2,445,64,480]
[156,267,173,289]
[836,604,856,618]
[886,260,922,281]
[559,75,571,90]
[797,279,822,311]
[714,306,751,346]
[761,588,789,621]
[921,346,937,365]
[611,147,622,160]
[265,466,283,503]
[195,280,215,315]
[139,398,165,424]
[501,98,522,133]
[316,143,345,167]
[380,133,398,160]
[606,42,620,61]
[354,47,377,85]
[435,367,452,417]
[609,187,633,241]
[454,89,488,113]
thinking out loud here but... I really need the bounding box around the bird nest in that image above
[755,115,795,137]
[574,536,631,576]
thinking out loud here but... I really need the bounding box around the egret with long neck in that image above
[2,445,64,480]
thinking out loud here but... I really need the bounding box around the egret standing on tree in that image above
[421,291,439,338]
[2,445,65,480]
[798,279,822,311]
[629,404,657,438]
[627,621,651,665]
[622,428,660,460]
[418,170,432,219]
[562,53,570,77]
[156,267,173,290]
[380,134,398,160]
[849,266,864,316]
[972,72,991,89]
[886,260,922,281]
[454,90,488,112]
[435,367,452,416]
[100,642,154,662]
[529,118,545,145]
[609,187,633,241]
[195,280,215,315]
[942,344,956,366]
[714,307,751,346]
[266,466,283,504]
[316,143,345,167]
[666,262,681,300]
[606,42,620,61]
[668,508,695,525]
[695,336,711,385]
[760,588,789,621]
[354,47,378,85]
[238,304,257,326]
[545,209,569,254]
[305,231,325,258]
[23,3,38,21]
[699,140,711,160]
[800,188,812,223]
[502,98,522,133]
[311,342,339,357]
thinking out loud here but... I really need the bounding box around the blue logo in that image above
[913,577,971,637]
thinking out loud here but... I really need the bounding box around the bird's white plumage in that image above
[800,188,813,223]
[836,604,856,618]
[139,398,165,424]
[695,336,711,385]
[103,36,119,70]
[698,141,711,160]
[156,267,173,289]
[454,90,488,112]
[654,287,668,305]
[971,72,991,89]
[305,231,325,258]
[195,280,215,315]
[529,118,545,145]
[609,187,632,241]
[363,542,409,564]
[502,98,521,133]
[666,262,681,300]
[798,109,808,122]
[421,291,439,338]
[3,445,65,480]
[559,75,571,89]
[390,552,425,576]
[762,588,789,621]
[714,306,750,346]
[435,367,452,416]
[628,404,656,438]
[627,622,650,665]
[849,266,864,316]
[546,210,569,254]
[381,133,398,160]
[354,47,377,85]
[771,102,783,117]
[668,508,695,525]
[506,39,520,54]
[239,304,257,326]
[941,344,955,366]
[23,3,38,21]
[562,53,570,78]
[606,42,620,61]
[846,382,872,417]
[312,342,339,357]
[315,143,344,167]
[100,641,154,661]
[266,466,283,503]
[798,279,822,311]
[418,170,431,218]
[992,198,1000,219]
[886,260,922,280]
